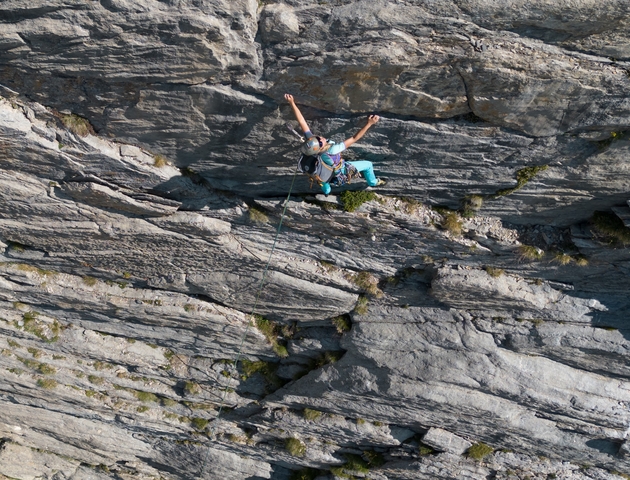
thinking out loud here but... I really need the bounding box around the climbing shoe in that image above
[375,178,387,187]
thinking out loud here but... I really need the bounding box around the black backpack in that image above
[297,154,335,187]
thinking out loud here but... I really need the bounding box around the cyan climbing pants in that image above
[347,160,378,186]
[320,160,378,195]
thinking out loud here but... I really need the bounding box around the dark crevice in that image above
[455,70,489,126]
[64,173,122,190]
[14,32,32,48]
[0,6,75,23]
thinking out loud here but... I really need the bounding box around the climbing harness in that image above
[331,162,359,187]
[198,160,301,478]
[298,150,361,190]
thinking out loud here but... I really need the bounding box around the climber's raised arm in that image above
[343,115,380,149]
[285,94,311,135]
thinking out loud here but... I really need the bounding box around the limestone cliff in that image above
[0,1,629,479]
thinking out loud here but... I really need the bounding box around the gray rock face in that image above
[0,1,630,479]
[63,181,180,216]
[430,265,608,321]
[259,4,300,44]
[0,0,628,225]
[422,427,472,455]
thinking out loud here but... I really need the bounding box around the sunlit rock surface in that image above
[0,1,629,479]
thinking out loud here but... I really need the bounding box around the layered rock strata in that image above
[0,1,629,479]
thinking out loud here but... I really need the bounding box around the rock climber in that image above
[285,93,386,195]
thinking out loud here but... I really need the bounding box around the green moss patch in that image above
[153,154,168,168]
[134,390,159,403]
[467,442,493,460]
[191,417,209,431]
[354,296,369,315]
[434,208,463,236]
[575,255,589,266]
[484,266,504,278]
[591,210,630,245]
[37,363,56,375]
[37,378,58,390]
[442,211,463,236]
[240,359,284,391]
[249,207,269,224]
[332,315,351,334]
[418,442,435,455]
[16,312,61,343]
[340,190,377,212]
[494,165,548,197]
[289,468,322,480]
[184,381,201,396]
[82,276,98,286]
[88,375,104,385]
[460,194,484,218]
[303,408,322,421]
[553,252,572,265]
[58,113,95,137]
[518,245,544,261]
[17,264,56,277]
[331,453,374,477]
[253,315,289,358]
[285,437,306,457]
[346,271,383,297]
[311,351,344,369]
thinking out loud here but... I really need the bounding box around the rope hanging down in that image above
[198,163,301,478]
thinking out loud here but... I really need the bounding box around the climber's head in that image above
[301,136,327,156]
